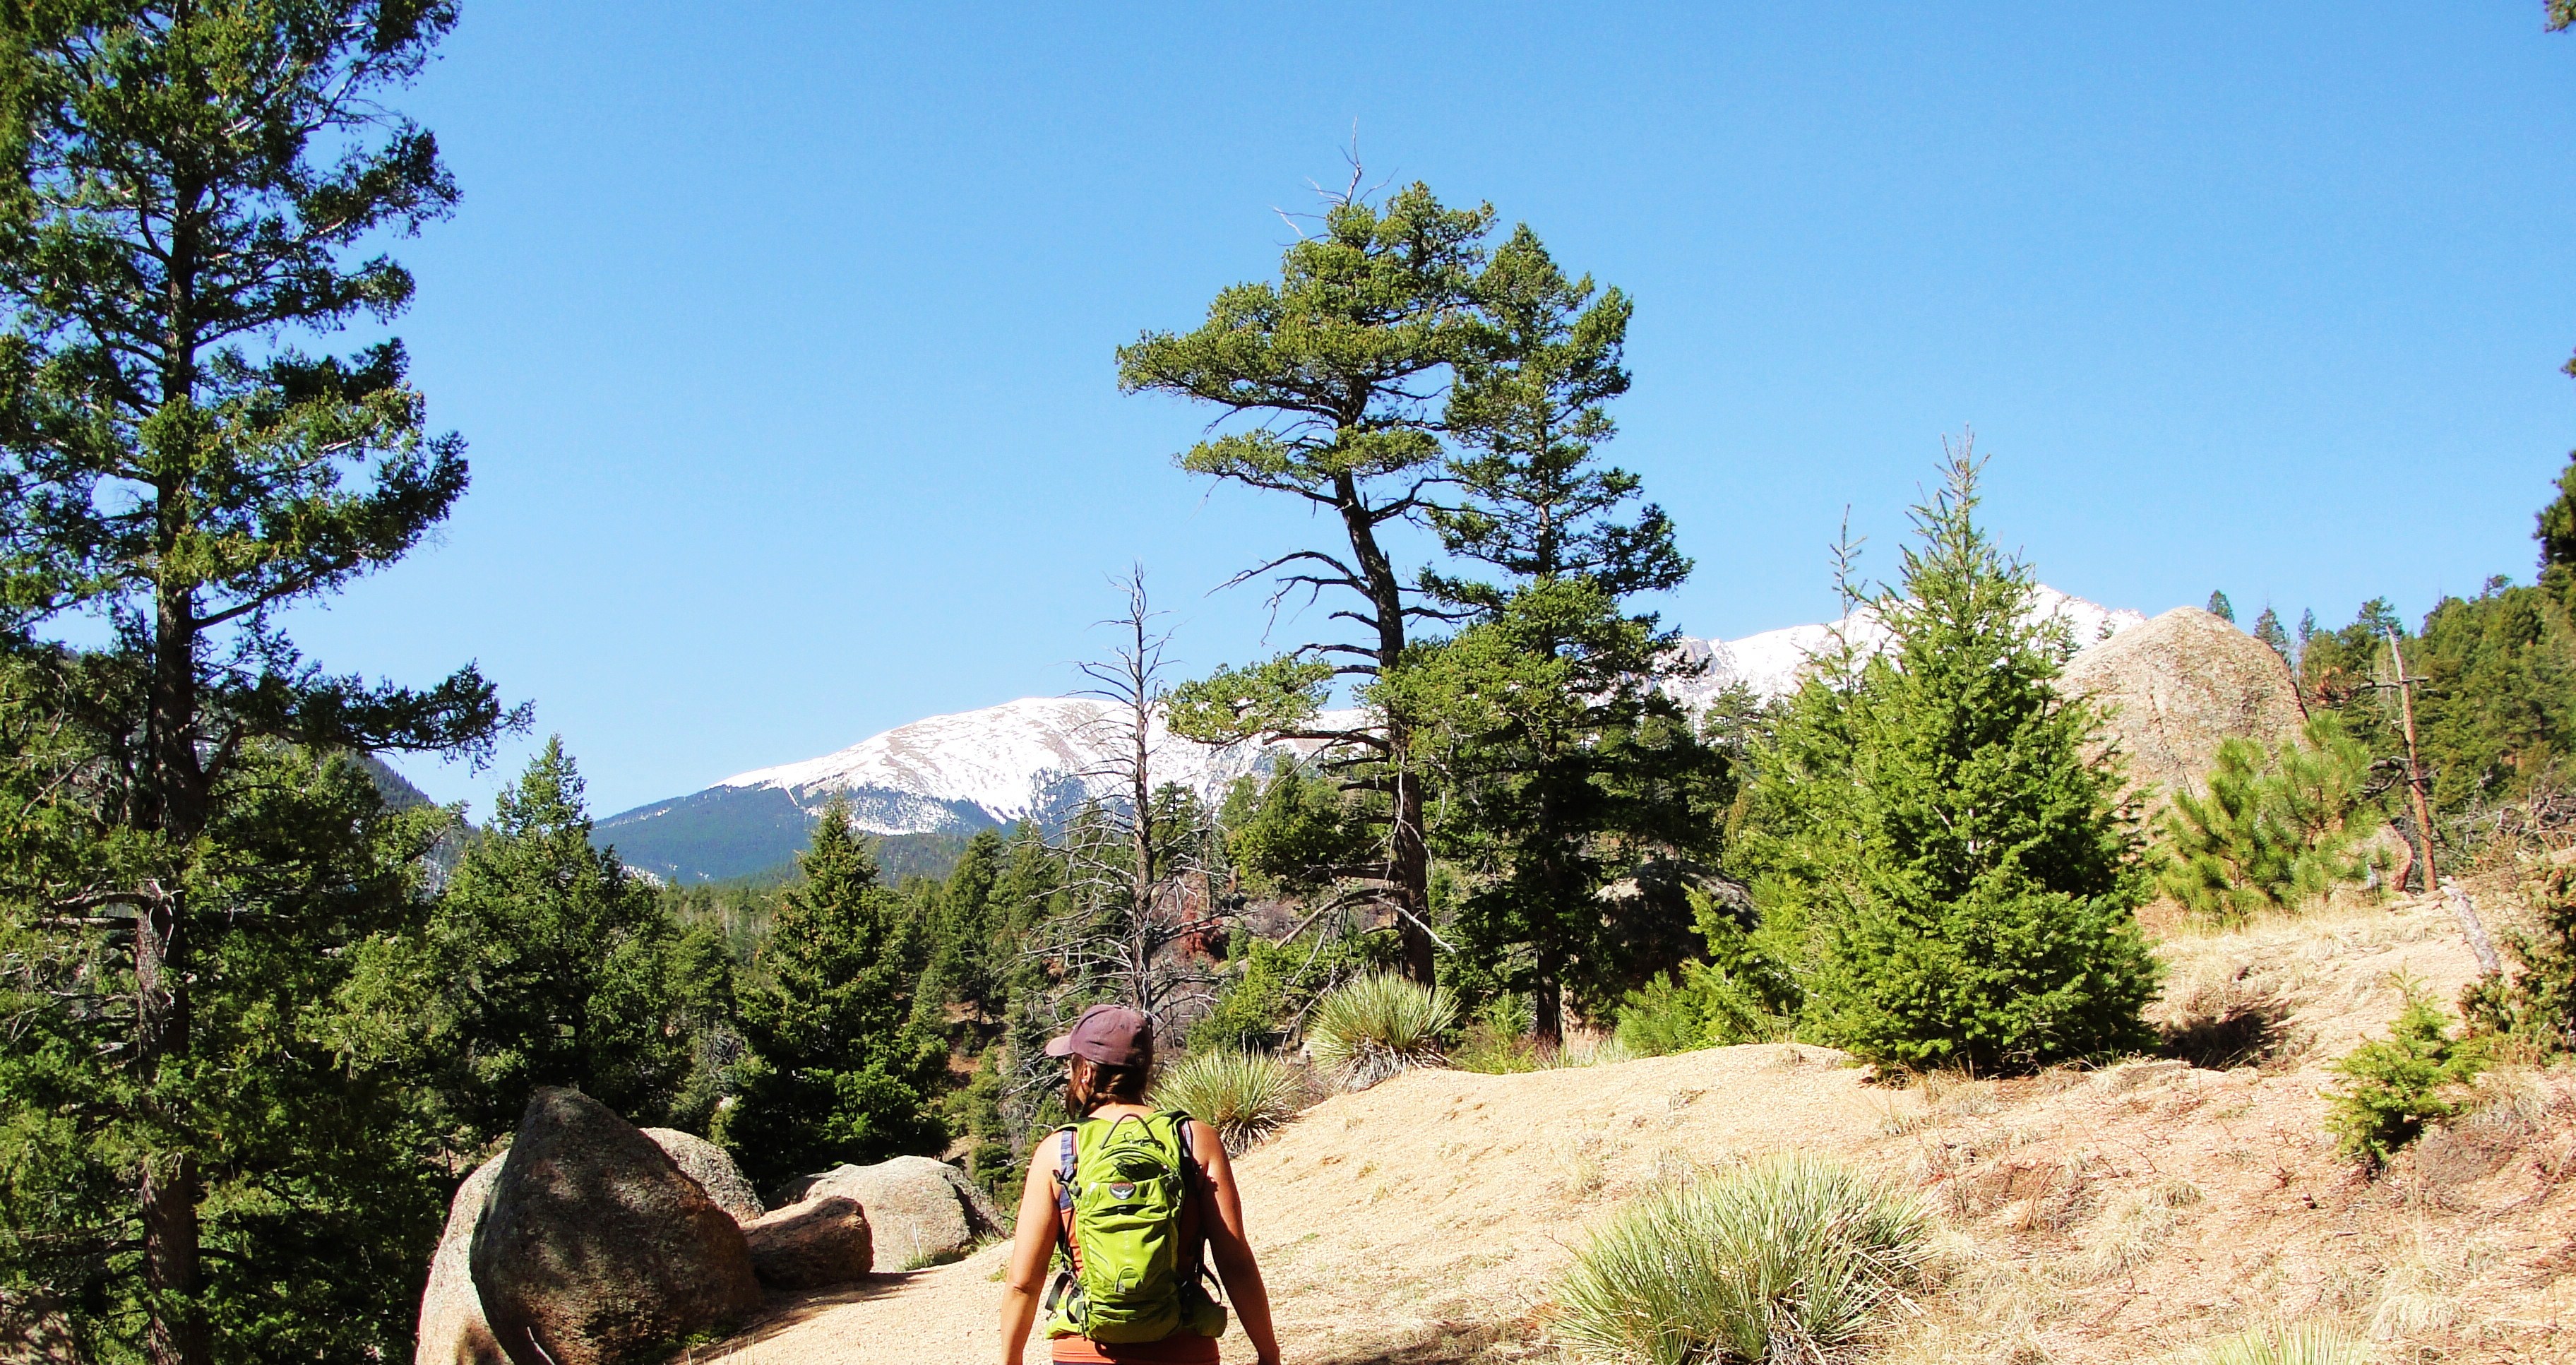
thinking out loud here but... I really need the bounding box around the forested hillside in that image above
[2,10,2574,1365]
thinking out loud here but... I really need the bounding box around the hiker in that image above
[998,1004,1283,1365]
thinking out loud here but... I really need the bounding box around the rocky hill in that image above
[598,588,2149,884]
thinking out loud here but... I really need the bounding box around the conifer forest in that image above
[3,7,2576,1365]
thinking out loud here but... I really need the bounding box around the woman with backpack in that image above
[998,1004,1284,1365]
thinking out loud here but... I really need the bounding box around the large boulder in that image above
[2058,606,2305,810]
[415,1148,513,1365]
[741,1196,873,1289]
[470,1089,764,1365]
[772,1155,1003,1270]
[640,1128,762,1223]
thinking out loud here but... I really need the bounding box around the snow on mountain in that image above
[708,696,1316,835]
[597,586,2148,882]
[1660,585,2147,711]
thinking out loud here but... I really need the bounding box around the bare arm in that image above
[1193,1120,1281,1365]
[998,1142,1059,1365]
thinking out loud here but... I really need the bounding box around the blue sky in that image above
[297,3,2576,818]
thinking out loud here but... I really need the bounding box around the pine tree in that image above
[1739,446,2159,1072]
[1405,224,1724,1045]
[2536,450,2576,572]
[0,656,457,1363]
[922,828,1008,1031]
[0,11,502,1361]
[725,801,946,1186]
[1130,181,1495,983]
[388,739,715,1144]
[2251,606,2294,664]
[2207,590,2236,623]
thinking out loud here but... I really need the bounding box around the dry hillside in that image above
[704,883,2576,1365]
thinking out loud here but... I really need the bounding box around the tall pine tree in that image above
[1741,446,2158,1072]
[724,801,945,1186]
[1407,225,1722,1045]
[1130,181,1493,983]
[0,10,502,1361]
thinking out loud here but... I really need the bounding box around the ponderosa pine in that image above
[0,9,501,1362]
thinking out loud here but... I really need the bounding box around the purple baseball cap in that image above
[1044,1003,1154,1068]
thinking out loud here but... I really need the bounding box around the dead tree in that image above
[1031,571,1235,1034]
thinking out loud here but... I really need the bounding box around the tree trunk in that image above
[1533,973,1564,1052]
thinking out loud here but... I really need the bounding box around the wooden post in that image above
[2384,629,2502,974]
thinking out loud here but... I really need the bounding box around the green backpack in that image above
[1041,1109,1228,1344]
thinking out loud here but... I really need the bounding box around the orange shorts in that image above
[1047,1335,1221,1364]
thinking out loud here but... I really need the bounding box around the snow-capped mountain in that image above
[596,586,2147,883]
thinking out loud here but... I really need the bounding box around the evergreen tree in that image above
[724,801,946,1186]
[1130,181,1495,983]
[1739,447,2159,1072]
[0,11,501,1361]
[922,828,1009,1031]
[378,739,719,1145]
[2251,606,2294,664]
[2536,450,2576,572]
[1402,224,1724,1044]
[0,654,456,1363]
[2207,590,2236,623]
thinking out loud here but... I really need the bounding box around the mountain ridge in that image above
[596,586,2148,883]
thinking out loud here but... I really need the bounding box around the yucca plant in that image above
[1554,1155,1936,1365]
[1305,972,1457,1090]
[2195,1323,2365,1365]
[1150,1048,1306,1153]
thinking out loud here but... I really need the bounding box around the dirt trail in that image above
[705,893,2576,1364]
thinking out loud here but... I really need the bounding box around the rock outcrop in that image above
[2058,606,2305,809]
[773,1155,1002,1270]
[741,1196,874,1289]
[470,1088,764,1365]
[641,1127,763,1222]
[415,1148,513,1365]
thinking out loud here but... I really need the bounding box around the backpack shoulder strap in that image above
[1162,1109,1214,1289]
[1050,1121,1083,1272]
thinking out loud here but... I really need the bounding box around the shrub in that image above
[2460,862,2576,1057]
[1306,972,1457,1089]
[2325,982,2489,1167]
[2195,1323,2365,1365]
[1149,1048,1305,1154]
[1554,1155,1936,1365]
[2157,715,2388,926]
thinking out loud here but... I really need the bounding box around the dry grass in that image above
[702,878,2576,1365]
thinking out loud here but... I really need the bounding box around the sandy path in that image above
[704,894,2576,1364]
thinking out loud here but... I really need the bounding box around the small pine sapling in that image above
[2460,862,2576,1058]
[2325,982,2488,1169]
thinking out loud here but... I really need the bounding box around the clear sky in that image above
[296,3,2576,818]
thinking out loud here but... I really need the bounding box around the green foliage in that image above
[919,828,1011,1032]
[2536,450,2576,571]
[1148,1050,1305,1154]
[2324,984,2489,1167]
[2154,715,2389,926]
[2300,577,2576,818]
[1553,1155,1936,1365]
[1736,448,2159,1073]
[2251,606,2294,665]
[2460,862,2576,1056]
[2207,590,2236,623]
[1306,972,1458,1090]
[1614,890,1802,1056]
[1217,763,1372,898]
[352,740,727,1147]
[724,801,947,1186]
[0,9,507,1357]
[0,702,454,1364]
[2194,1323,2365,1365]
